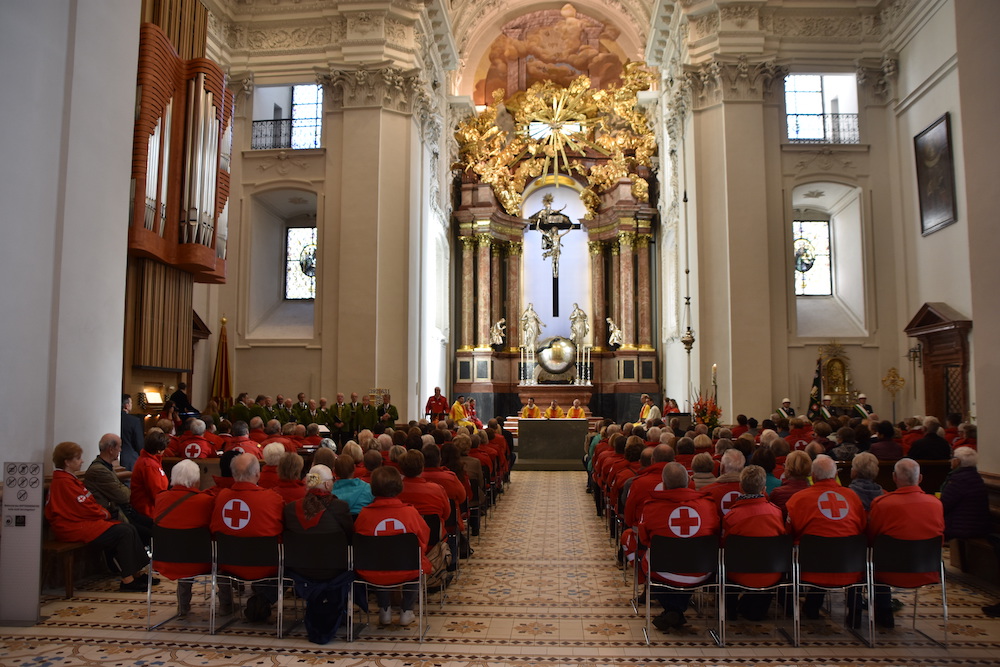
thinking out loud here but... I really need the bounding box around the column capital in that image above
[635,233,652,249]
[459,236,477,251]
[476,233,493,248]
[588,240,605,256]
[507,240,523,256]
[618,231,637,249]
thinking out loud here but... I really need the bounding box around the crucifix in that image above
[529,194,580,317]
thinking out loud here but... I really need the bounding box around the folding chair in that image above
[720,534,796,647]
[211,533,287,637]
[643,534,722,645]
[794,534,873,647]
[422,513,449,604]
[282,529,353,641]
[871,535,948,647]
[145,525,213,630]
[352,533,427,640]
[467,485,482,545]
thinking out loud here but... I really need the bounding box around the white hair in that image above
[720,449,746,474]
[953,446,977,468]
[170,459,201,488]
[263,442,285,466]
[190,419,206,436]
[305,464,333,489]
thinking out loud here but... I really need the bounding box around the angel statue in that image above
[521,303,546,353]
[569,303,589,346]
[490,318,506,346]
[607,317,623,348]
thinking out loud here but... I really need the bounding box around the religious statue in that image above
[607,317,623,348]
[569,303,589,346]
[530,194,576,280]
[541,226,572,278]
[521,303,546,353]
[490,318,506,346]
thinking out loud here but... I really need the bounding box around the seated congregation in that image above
[589,407,992,641]
[44,412,515,644]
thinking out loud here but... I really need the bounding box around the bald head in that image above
[231,453,261,483]
[651,444,675,463]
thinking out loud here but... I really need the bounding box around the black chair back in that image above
[649,534,719,574]
[724,534,794,573]
[422,514,442,547]
[872,535,942,575]
[283,529,350,573]
[214,533,280,571]
[152,525,212,565]
[353,533,420,571]
[798,534,867,574]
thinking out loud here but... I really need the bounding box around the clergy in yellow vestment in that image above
[544,400,565,419]
[567,399,586,419]
[450,396,473,427]
[521,398,542,418]
[634,393,651,426]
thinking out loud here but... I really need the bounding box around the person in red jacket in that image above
[167,418,214,459]
[397,450,450,541]
[45,441,152,592]
[638,462,721,631]
[355,466,432,627]
[425,387,449,422]
[722,465,787,621]
[131,431,170,519]
[153,458,223,617]
[868,458,945,628]
[210,452,285,621]
[786,455,867,621]
[421,443,466,531]
[623,444,675,528]
[223,421,263,459]
[703,449,746,519]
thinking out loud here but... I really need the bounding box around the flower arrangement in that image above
[692,391,722,430]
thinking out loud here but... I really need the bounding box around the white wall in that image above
[0,1,139,466]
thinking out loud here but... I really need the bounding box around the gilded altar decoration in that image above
[453,62,656,219]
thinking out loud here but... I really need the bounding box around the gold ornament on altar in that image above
[453,62,656,219]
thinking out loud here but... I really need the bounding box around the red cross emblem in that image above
[373,518,406,536]
[720,490,740,514]
[233,446,245,454]
[221,498,251,530]
[668,506,702,537]
[185,443,202,458]
[818,491,849,520]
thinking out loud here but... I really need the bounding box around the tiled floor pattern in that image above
[2,470,1000,666]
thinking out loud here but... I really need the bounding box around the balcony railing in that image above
[252,119,293,150]
[786,113,860,144]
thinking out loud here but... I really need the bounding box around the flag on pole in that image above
[807,357,823,421]
[211,316,233,411]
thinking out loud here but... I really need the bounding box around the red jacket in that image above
[210,482,285,579]
[258,465,279,489]
[722,496,787,587]
[131,450,168,518]
[273,478,307,504]
[624,462,669,527]
[223,436,263,459]
[638,487,720,586]
[168,434,213,459]
[45,469,116,543]
[786,479,867,585]
[702,478,742,518]
[398,476,451,538]
[868,485,944,587]
[354,497,431,584]
[152,485,215,579]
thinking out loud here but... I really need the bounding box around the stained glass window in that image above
[291,85,322,149]
[793,220,832,296]
[285,227,317,300]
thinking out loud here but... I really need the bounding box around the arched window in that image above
[285,226,317,300]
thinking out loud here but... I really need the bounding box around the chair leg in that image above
[940,563,948,648]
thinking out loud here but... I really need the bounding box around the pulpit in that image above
[517,418,589,470]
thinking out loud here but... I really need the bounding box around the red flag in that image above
[211,317,233,411]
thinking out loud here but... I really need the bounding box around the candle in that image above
[712,364,717,382]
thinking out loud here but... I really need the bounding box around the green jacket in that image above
[355,403,379,431]
[378,403,399,429]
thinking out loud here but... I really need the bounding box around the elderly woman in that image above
[153,459,219,617]
[354,466,431,627]
[941,446,991,541]
[258,442,285,489]
[131,430,170,519]
[691,452,717,489]
[45,441,152,591]
[273,452,308,504]
[284,464,354,644]
[330,454,374,515]
[847,452,884,510]
[767,449,812,516]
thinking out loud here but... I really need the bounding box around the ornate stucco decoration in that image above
[685,55,787,108]
[793,148,856,173]
[452,62,656,219]
[856,53,898,106]
[319,66,421,113]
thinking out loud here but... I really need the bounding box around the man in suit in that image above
[356,394,379,432]
[292,392,311,424]
[330,393,351,445]
[852,394,874,419]
[378,393,399,430]
[169,382,196,414]
[819,395,837,420]
[120,394,144,470]
[777,398,795,419]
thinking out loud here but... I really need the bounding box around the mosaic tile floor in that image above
[3,470,1000,666]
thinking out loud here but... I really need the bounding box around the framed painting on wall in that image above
[914,113,958,236]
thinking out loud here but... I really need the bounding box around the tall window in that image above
[285,227,317,299]
[793,219,832,296]
[291,85,322,149]
[785,74,859,144]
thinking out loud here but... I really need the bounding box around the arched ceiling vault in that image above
[449,0,654,100]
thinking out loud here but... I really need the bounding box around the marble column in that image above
[610,242,621,332]
[460,236,476,350]
[476,233,492,348]
[506,241,522,350]
[636,233,653,349]
[588,240,606,350]
[618,231,636,348]
[491,242,502,328]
